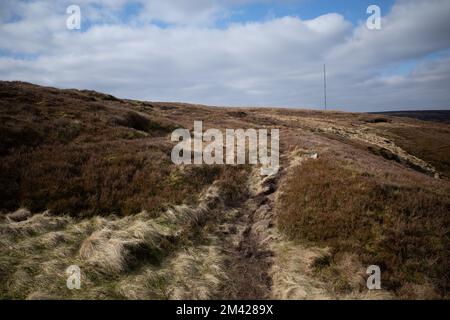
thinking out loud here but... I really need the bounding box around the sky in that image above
[0,0,450,112]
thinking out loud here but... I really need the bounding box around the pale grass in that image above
[0,184,224,299]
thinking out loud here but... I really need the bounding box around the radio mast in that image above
[323,64,327,111]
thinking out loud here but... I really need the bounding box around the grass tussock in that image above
[270,238,331,300]
[277,156,450,299]
[0,164,249,299]
[118,245,226,300]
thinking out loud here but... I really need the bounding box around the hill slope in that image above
[0,81,449,299]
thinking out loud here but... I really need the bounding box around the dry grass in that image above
[0,166,248,299]
[277,155,450,299]
[270,236,332,300]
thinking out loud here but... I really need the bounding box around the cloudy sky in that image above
[1,0,450,111]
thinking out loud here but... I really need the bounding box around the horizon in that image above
[5,79,450,114]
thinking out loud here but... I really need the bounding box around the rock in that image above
[7,208,31,222]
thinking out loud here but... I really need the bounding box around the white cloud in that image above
[0,0,449,111]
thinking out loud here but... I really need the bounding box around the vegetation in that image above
[0,82,225,217]
[278,156,449,298]
[1,81,449,300]
[379,125,450,178]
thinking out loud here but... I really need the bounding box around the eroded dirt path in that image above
[214,170,280,299]
[212,147,340,300]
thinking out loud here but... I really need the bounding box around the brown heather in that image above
[0,82,234,217]
[278,156,449,298]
